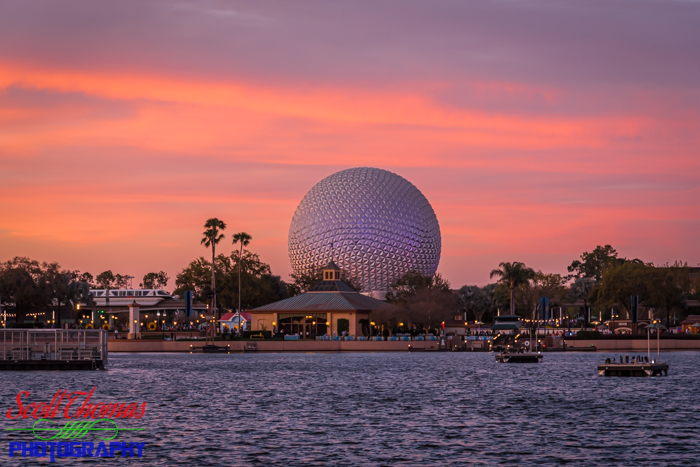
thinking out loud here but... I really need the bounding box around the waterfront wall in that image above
[567,339,700,352]
[109,337,700,353]
[108,339,441,353]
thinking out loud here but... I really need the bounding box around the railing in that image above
[1,329,108,364]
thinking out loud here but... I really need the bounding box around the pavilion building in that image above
[249,261,398,338]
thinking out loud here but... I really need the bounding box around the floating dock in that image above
[597,362,668,377]
[1,329,108,371]
[597,324,670,376]
[496,352,542,363]
[0,359,104,371]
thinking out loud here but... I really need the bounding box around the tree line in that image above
[379,245,697,332]
[0,257,171,326]
[2,239,697,331]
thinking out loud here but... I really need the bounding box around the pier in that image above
[0,329,108,370]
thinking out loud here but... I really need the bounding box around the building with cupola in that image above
[249,261,398,338]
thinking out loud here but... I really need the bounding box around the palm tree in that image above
[489,262,535,315]
[201,218,226,319]
[568,277,596,325]
[232,232,252,316]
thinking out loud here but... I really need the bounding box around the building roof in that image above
[252,290,397,312]
[681,315,700,325]
[308,280,356,292]
[221,312,252,321]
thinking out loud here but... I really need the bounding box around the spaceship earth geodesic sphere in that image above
[288,167,441,293]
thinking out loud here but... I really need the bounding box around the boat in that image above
[597,322,669,377]
[495,311,543,363]
[495,351,542,363]
[597,357,668,377]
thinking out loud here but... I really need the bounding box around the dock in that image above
[1,329,108,371]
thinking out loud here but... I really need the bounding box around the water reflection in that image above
[2,352,699,466]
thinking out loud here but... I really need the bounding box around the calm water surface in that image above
[2,351,700,466]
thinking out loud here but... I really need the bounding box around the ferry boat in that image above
[597,322,669,377]
[495,351,543,363]
[597,356,668,377]
[494,313,543,363]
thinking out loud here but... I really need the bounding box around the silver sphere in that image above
[288,167,441,293]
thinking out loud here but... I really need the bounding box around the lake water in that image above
[2,351,700,466]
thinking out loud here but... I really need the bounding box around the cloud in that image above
[0,0,698,287]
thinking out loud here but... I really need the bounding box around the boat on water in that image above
[495,310,544,363]
[597,356,668,377]
[597,322,669,377]
[495,351,542,363]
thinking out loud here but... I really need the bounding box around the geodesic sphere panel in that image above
[288,167,441,292]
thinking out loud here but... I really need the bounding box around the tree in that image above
[567,245,644,281]
[646,264,689,328]
[95,270,129,305]
[457,285,487,322]
[385,271,450,303]
[480,283,501,323]
[67,279,94,322]
[232,232,252,313]
[568,277,596,324]
[386,271,457,331]
[173,250,289,312]
[78,272,96,288]
[114,274,129,289]
[288,266,361,296]
[201,218,227,319]
[173,257,215,305]
[593,261,655,320]
[41,262,74,328]
[0,258,94,325]
[140,271,169,290]
[96,270,116,289]
[489,262,535,315]
[0,257,44,323]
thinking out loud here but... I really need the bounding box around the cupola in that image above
[322,261,341,281]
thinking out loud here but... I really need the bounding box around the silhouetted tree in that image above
[201,218,226,319]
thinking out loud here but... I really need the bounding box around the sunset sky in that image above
[1,0,698,288]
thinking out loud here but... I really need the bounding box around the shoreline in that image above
[108,338,700,353]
